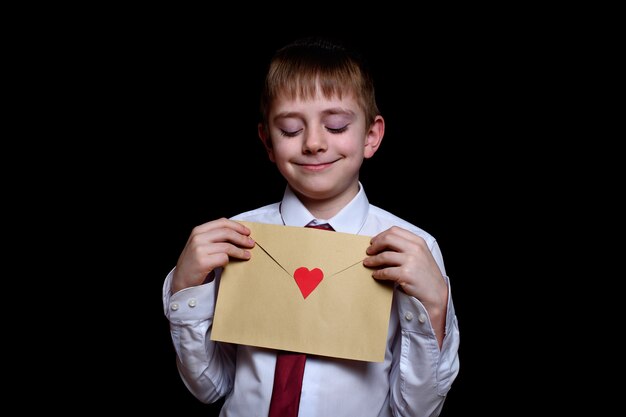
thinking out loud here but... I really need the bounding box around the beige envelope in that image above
[211,221,394,362]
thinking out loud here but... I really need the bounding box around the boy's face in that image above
[260,90,383,206]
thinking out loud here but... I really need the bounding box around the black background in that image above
[78,23,554,415]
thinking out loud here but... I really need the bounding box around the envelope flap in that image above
[240,221,371,277]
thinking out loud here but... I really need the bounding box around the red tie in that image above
[268,222,334,417]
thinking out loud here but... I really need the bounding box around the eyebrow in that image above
[273,107,356,122]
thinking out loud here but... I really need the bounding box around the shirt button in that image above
[404,312,413,321]
[188,298,197,308]
[171,302,179,311]
[418,313,427,324]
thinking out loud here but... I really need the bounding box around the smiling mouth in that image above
[295,159,339,171]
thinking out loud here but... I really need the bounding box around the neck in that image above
[294,182,359,220]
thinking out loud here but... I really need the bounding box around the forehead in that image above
[269,90,362,118]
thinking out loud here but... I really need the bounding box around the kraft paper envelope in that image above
[211,221,394,362]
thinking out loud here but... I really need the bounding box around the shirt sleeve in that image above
[388,242,461,416]
[162,268,236,403]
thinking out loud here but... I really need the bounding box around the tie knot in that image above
[305,222,334,231]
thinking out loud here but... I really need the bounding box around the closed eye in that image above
[326,125,348,134]
[280,129,302,137]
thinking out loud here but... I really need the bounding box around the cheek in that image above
[270,140,297,162]
[337,135,367,155]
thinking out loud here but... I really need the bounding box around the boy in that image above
[163,37,459,417]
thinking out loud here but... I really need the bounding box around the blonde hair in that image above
[260,37,379,129]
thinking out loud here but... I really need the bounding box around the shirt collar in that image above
[279,182,370,234]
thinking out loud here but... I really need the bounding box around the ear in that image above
[258,123,276,162]
[363,116,385,159]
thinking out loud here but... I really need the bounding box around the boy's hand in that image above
[364,226,448,322]
[172,218,255,293]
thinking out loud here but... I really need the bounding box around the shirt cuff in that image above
[162,267,217,322]
[395,275,454,335]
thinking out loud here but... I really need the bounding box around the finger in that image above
[196,243,253,274]
[192,217,251,237]
[370,265,404,283]
[363,251,404,268]
[189,225,255,250]
[206,242,253,260]
[216,228,255,248]
[366,226,403,254]
[200,252,246,273]
[367,228,425,255]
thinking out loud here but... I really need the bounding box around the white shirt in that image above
[163,184,460,417]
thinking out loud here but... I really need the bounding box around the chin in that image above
[290,183,335,199]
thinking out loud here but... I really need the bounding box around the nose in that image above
[302,126,328,154]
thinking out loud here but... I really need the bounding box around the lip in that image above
[295,159,339,171]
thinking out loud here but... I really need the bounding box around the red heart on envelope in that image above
[293,267,323,299]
